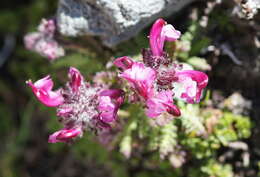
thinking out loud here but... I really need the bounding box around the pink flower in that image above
[119,61,156,100]
[173,70,208,103]
[27,67,126,143]
[68,67,83,93]
[48,127,82,143]
[98,89,124,123]
[149,18,181,56]
[146,91,181,118]
[26,75,64,107]
[113,56,134,70]
[24,18,65,60]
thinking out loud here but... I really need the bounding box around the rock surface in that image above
[57,0,194,46]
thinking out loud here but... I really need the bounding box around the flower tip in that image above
[169,106,181,117]
[25,79,31,85]
[155,18,166,25]
[113,56,134,70]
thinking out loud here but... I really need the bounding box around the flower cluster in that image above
[27,67,124,143]
[24,19,65,60]
[26,18,208,143]
[114,18,208,118]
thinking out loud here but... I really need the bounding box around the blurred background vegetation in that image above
[0,0,260,177]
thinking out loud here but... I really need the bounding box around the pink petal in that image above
[146,91,180,118]
[98,96,117,123]
[149,18,166,56]
[26,76,64,107]
[99,89,125,105]
[161,24,181,42]
[120,62,156,99]
[98,89,124,123]
[174,70,208,103]
[33,75,53,91]
[48,127,82,143]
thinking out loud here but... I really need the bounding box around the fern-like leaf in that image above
[159,121,178,159]
[180,104,206,135]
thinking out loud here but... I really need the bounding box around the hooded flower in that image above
[149,18,181,57]
[173,70,208,103]
[26,75,64,107]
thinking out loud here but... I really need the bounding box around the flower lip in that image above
[26,75,64,107]
[174,70,208,103]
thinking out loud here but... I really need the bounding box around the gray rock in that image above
[57,0,194,47]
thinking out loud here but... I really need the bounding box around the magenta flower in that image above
[146,91,180,118]
[119,60,156,100]
[27,67,125,143]
[98,89,124,123]
[173,70,208,103]
[26,75,64,107]
[114,19,208,119]
[149,18,181,56]
[48,127,83,143]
